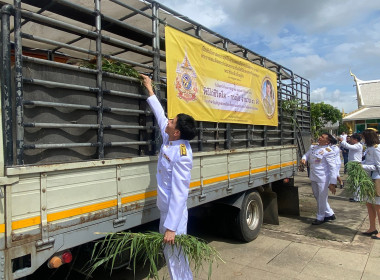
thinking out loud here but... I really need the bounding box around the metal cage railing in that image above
[0,0,311,166]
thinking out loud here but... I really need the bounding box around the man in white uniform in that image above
[339,133,363,202]
[142,75,196,280]
[340,132,347,142]
[339,133,363,162]
[302,133,337,225]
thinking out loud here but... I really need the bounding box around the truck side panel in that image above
[3,145,296,278]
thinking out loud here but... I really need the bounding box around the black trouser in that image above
[343,155,348,173]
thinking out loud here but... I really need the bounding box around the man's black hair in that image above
[322,133,336,144]
[176,113,197,140]
[351,133,361,142]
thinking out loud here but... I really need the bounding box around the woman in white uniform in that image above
[361,129,380,239]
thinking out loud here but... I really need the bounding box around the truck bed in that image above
[3,145,296,278]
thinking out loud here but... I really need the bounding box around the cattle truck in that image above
[0,0,311,279]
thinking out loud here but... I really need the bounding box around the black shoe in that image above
[362,230,378,236]
[349,198,359,202]
[340,182,344,189]
[371,235,380,240]
[312,219,325,225]
[324,214,336,222]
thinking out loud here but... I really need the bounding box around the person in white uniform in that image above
[339,133,363,201]
[330,138,344,188]
[142,74,197,279]
[302,133,337,225]
[339,132,347,142]
[360,129,380,239]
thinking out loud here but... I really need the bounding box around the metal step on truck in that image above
[0,0,311,279]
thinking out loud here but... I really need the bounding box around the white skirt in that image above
[370,196,380,205]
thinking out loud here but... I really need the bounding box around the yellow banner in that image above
[165,26,278,126]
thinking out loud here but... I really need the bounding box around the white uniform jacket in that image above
[332,145,341,165]
[362,145,380,180]
[302,144,337,184]
[340,141,362,162]
[331,145,341,177]
[147,95,193,232]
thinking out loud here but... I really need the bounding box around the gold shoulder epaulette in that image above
[180,144,187,156]
[375,144,379,148]
[312,142,318,145]
[325,147,331,152]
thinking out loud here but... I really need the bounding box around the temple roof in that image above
[343,106,380,121]
[350,72,380,107]
[344,73,380,121]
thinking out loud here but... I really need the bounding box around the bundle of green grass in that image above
[86,231,224,280]
[345,161,375,202]
[81,58,141,79]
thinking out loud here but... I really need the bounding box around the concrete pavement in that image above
[152,170,380,280]
[196,170,380,280]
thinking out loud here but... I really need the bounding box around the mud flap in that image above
[272,179,300,216]
[261,187,279,225]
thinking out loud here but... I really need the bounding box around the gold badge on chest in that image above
[163,153,171,162]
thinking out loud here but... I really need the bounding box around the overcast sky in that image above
[157,0,380,113]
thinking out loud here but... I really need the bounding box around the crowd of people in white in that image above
[302,129,380,240]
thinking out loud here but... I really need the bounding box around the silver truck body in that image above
[0,1,310,279]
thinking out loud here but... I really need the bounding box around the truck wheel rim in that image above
[246,200,259,230]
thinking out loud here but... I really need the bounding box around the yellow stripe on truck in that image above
[6,160,295,231]
[268,164,281,170]
[230,170,250,179]
[12,216,41,230]
[47,199,117,222]
[251,167,267,174]
[190,181,201,188]
[121,190,157,204]
[203,175,228,185]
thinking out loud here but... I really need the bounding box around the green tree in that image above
[310,102,342,139]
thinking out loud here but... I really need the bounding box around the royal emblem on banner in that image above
[175,52,198,102]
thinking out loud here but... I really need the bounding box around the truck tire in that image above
[234,191,263,242]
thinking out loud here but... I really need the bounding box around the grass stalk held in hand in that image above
[86,231,224,280]
[346,161,375,202]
